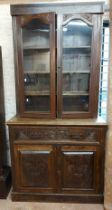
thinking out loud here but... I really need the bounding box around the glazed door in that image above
[57,14,101,118]
[14,13,56,118]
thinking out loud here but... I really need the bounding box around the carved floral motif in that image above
[14,127,98,141]
[21,152,49,187]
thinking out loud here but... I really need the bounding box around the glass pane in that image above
[62,19,92,112]
[22,18,50,112]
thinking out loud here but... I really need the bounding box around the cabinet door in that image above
[13,144,56,192]
[13,13,56,118]
[58,145,103,194]
[57,14,101,118]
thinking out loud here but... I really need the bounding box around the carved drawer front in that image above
[11,126,105,144]
[68,127,104,143]
[13,144,56,192]
[59,145,103,193]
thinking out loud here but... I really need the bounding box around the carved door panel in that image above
[13,144,56,192]
[59,145,103,193]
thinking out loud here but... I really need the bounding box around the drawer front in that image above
[9,126,106,144]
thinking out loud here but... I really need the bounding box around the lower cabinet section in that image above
[12,144,104,202]
[15,144,102,192]
[8,123,107,203]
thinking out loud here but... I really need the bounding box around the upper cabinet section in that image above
[11,2,104,119]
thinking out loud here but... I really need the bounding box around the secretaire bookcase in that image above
[7,1,107,203]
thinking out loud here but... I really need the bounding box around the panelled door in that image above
[13,144,56,192]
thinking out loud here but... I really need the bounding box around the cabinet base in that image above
[11,191,104,203]
[0,167,11,199]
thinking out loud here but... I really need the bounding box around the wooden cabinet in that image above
[8,1,107,203]
[0,47,11,198]
[11,2,103,119]
[7,118,107,202]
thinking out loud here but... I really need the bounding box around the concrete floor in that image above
[0,192,104,210]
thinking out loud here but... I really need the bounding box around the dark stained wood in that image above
[57,14,63,118]
[8,125,106,145]
[60,145,104,193]
[61,149,94,189]
[13,13,56,118]
[14,144,56,191]
[89,15,102,118]
[10,2,105,16]
[11,191,104,203]
[8,119,107,202]
[12,3,104,119]
[50,13,56,118]
[0,47,11,198]
[58,14,102,119]
[7,116,107,126]
[9,1,107,203]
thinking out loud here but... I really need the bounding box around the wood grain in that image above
[0,194,104,210]
[8,121,107,202]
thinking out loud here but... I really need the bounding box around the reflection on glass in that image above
[25,96,50,112]
[22,18,50,112]
[63,73,90,92]
[63,20,92,48]
[62,19,92,112]
[63,96,89,112]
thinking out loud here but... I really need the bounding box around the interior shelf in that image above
[63,70,90,74]
[63,91,89,96]
[25,90,89,96]
[23,46,50,50]
[63,46,91,49]
[24,71,50,74]
[24,71,90,74]
[25,90,50,96]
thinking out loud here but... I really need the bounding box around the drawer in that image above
[9,126,106,144]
